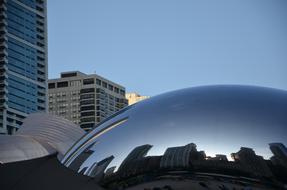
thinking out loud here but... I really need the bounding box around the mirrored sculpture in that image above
[62,85,287,190]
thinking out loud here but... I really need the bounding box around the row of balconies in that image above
[0,0,7,10]
[0,40,7,49]
[0,8,7,19]
[37,92,45,99]
[80,116,96,124]
[0,55,8,63]
[37,76,45,82]
[37,67,45,75]
[37,55,45,62]
[0,26,7,34]
[0,19,7,27]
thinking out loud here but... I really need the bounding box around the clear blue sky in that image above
[48,0,287,96]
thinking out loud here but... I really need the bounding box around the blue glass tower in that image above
[0,0,47,134]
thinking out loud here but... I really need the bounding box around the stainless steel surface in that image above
[62,85,287,189]
[17,113,86,156]
[0,113,86,163]
[0,135,53,164]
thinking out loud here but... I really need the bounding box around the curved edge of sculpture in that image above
[0,113,86,164]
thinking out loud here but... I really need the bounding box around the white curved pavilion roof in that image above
[0,135,54,164]
[0,113,86,164]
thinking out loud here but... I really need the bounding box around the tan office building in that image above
[125,93,149,105]
[48,71,128,130]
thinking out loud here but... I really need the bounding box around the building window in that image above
[80,88,95,94]
[120,89,125,96]
[96,79,102,85]
[102,81,107,88]
[80,105,95,111]
[70,80,81,86]
[108,84,114,91]
[48,83,55,89]
[57,81,68,88]
[61,72,77,78]
[81,117,95,123]
[83,78,94,85]
[81,111,95,117]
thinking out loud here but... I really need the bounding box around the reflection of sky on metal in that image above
[63,85,287,173]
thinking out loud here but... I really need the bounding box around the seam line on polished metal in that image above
[63,117,129,166]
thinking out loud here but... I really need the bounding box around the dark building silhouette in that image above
[118,144,152,172]
[269,143,287,169]
[231,147,273,178]
[105,166,116,177]
[69,149,94,171]
[118,156,162,178]
[86,155,114,182]
[160,143,197,169]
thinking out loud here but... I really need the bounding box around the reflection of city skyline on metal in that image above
[69,142,287,189]
[81,142,287,180]
[61,85,287,189]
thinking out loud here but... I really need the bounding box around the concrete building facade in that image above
[48,71,128,130]
[125,92,149,105]
[0,0,48,134]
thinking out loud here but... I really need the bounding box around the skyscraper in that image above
[48,71,128,130]
[0,0,48,134]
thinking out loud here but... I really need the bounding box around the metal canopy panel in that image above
[0,113,85,164]
[0,135,53,164]
[16,113,86,155]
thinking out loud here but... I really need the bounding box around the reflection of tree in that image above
[101,142,287,188]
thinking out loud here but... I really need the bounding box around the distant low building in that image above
[207,154,228,161]
[125,93,149,105]
[48,71,128,131]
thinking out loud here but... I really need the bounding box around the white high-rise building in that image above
[48,71,128,131]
